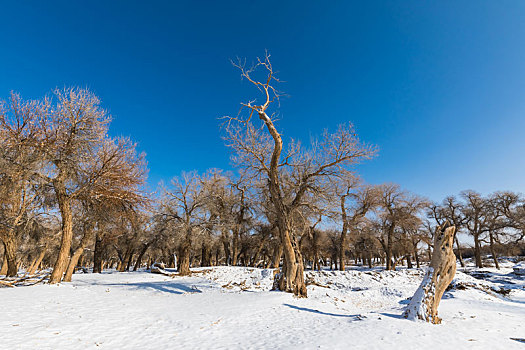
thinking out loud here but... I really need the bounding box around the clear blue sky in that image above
[1,1,524,201]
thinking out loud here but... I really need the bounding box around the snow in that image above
[1,263,524,349]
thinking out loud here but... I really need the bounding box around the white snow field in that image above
[1,262,524,349]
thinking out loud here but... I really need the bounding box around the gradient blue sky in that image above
[1,1,524,201]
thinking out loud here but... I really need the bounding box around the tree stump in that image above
[404,222,457,324]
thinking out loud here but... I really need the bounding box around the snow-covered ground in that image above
[1,262,524,349]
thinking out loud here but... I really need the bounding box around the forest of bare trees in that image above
[1,58,524,297]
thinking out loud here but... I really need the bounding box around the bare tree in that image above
[223,53,377,296]
[334,178,378,271]
[0,93,48,276]
[160,171,209,275]
[36,88,147,283]
[375,184,428,270]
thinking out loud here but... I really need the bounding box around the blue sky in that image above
[1,1,524,201]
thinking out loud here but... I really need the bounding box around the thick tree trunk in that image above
[93,234,104,273]
[3,236,18,277]
[404,223,457,324]
[50,190,73,284]
[133,243,151,271]
[201,242,212,267]
[63,247,84,282]
[274,223,307,298]
[178,244,191,276]
[64,226,94,281]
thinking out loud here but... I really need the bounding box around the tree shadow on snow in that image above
[283,304,365,320]
[104,281,203,295]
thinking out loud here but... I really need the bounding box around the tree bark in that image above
[178,243,191,276]
[63,225,95,282]
[271,242,283,268]
[3,236,18,277]
[274,222,307,297]
[473,234,483,268]
[93,233,104,273]
[50,186,74,284]
[133,242,151,271]
[0,243,8,275]
[201,241,212,267]
[404,223,457,324]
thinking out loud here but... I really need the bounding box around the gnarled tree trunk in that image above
[404,222,457,324]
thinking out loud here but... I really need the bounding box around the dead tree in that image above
[404,222,457,324]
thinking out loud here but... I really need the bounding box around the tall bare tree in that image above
[223,53,377,296]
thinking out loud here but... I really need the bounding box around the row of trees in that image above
[0,89,147,283]
[1,55,524,298]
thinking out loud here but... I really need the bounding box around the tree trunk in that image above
[125,249,135,271]
[178,244,191,276]
[488,231,499,269]
[232,231,239,266]
[386,225,394,270]
[27,247,46,275]
[0,244,7,275]
[473,234,483,268]
[64,225,95,281]
[63,247,84,282]
[455,236,465,268]
[404,223,457,324]
[3,236,18,277]
[50,190,73,284]
[271,243,283,268]
[201,242,212,267]
[133,243,151,271]
[93,234,104,273]
[272,220,307,297]
[221,229,231,266]
[414,247,420,269]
